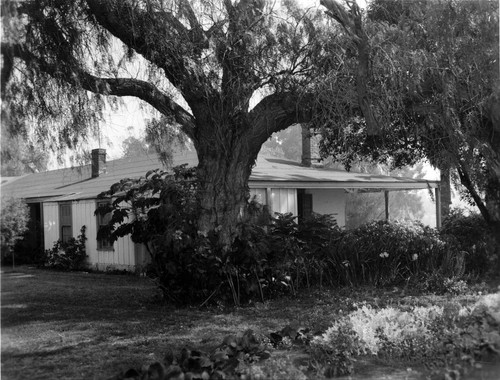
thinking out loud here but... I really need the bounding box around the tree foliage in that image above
[315,0,499,227]
[1,0,341,245]
[1,129,49,176]
[0,196,29,251]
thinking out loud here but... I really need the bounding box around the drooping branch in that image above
[84,0,215,104]
[3,42,196,140]
[321,0,380,136]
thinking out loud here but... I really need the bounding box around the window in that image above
[96,201,113,250]
[59,203,73,242]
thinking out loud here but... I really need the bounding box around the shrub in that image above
[0,196,29,265]
[43,226,87,270]
[96,166,217,304]
[310,319,364,377]
[314,292,500,376]
[440,209,498,276]
[327,220,461,287]
[222,213,341,304]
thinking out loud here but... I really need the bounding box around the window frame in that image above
[96,201,114,250]
[59,203,73,243]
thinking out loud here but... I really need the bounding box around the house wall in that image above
[43,200,139,271]
[305,189,346,227]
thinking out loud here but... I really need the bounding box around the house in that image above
[1,148,440,272]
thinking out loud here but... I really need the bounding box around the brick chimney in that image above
[301,125,311,167]
[91,148,106,178]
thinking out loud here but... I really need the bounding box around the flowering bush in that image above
[43,226,87,270]
[313,291,500,376]
[327,220,457,287]
[348,304,442,354]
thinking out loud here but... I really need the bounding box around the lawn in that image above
[1,266,499,379]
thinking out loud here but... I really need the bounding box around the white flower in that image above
[411,254,418,261]
[379,252,389,258]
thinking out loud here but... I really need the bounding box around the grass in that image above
[1,266,499,379]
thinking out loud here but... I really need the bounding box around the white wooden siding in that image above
[43,202,60,250]
[71,200,97,267]
[43,200,137,270]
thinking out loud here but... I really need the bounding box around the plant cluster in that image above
[42,226,87,271]
[308,321,363,377]
[328,220,465,287]
[225,212,341,305]
[440,209,499,275]
[0,196,30,265]
[312,292,500,378]
[110,329,272,380]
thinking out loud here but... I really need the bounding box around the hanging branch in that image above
[320,0,380,137]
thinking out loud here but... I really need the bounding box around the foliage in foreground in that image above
[441,209,499,275]
[311,292,500,378]
[110,291,500,380]
[42,226,88,271]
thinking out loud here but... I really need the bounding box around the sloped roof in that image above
[0,150,438,202]
[251,158,439,190]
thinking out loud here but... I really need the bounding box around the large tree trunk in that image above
[193,112,264,249]
[196,144,255,249]
[191,93,311,249]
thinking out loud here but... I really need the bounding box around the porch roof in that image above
[251,158,439,190]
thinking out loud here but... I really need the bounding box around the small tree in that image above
[0,196,29,268]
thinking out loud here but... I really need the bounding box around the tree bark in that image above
[439,164,452,219]
[196,144,254,248]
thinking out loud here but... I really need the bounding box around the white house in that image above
[1,148,440,272]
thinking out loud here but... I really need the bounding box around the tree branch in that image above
[84,0,214,104]
[248,92,313,151]
[456,160,491,223]
[321,0,380,136]
[3,42,196,140]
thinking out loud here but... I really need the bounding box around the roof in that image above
[0,150,439,202]
[252,158,439,190]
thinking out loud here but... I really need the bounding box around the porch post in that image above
[435,186,442,229]
[384,191,389,221]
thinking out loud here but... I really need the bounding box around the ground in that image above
[1,267,499,379]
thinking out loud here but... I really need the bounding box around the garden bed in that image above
[1,266,499,379]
